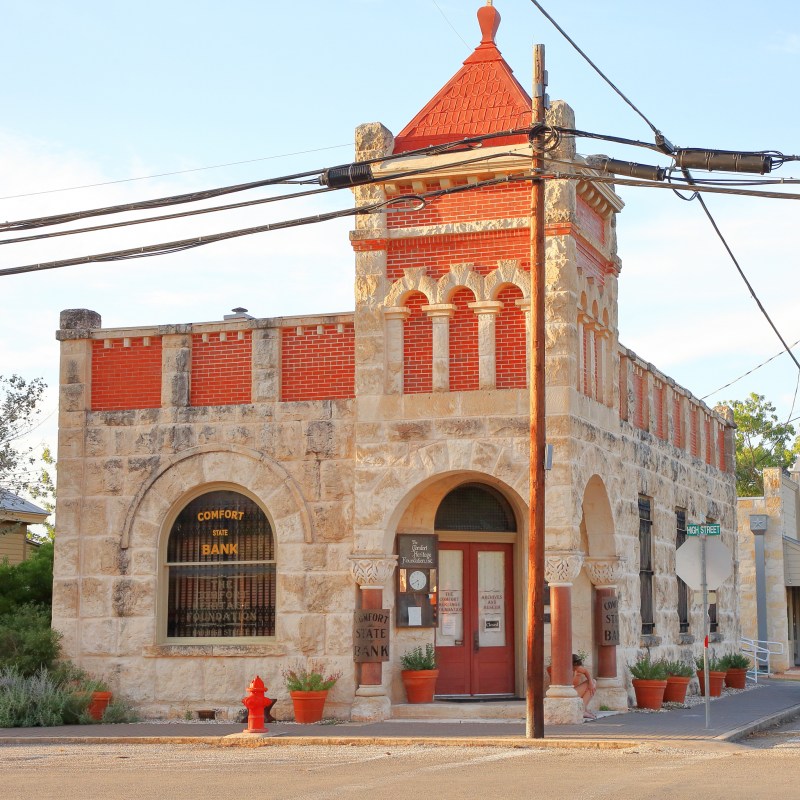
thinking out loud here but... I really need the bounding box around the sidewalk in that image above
[2,679,799,749]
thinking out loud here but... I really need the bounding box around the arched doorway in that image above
[434,482,517,696]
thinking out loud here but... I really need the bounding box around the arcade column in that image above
[349,553,397,722]
[543,551,584,725]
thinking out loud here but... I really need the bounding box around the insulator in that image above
[675,150,772,175]
[319,163,374,188]
[586,155,666,182]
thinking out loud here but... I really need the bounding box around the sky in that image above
[2,0,800,489]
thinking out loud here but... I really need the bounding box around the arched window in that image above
[166,489,275,639]
[435,483,517,532]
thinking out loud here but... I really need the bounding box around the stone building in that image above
[52,3,738,723]
[737,466,800,672]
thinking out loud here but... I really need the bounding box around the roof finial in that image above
[478,1,500,46]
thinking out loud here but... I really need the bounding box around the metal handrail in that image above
[740,637,784,683]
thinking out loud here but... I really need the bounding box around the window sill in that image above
[679,633,695,645]
[639,634,662,648]
[145,641,284,658]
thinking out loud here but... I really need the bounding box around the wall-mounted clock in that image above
[409,570,427,591]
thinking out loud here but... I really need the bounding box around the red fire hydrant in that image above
[242,675,273,734]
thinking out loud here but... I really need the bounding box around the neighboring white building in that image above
[737,466,800,672]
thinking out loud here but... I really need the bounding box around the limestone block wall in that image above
[53,310,358,719]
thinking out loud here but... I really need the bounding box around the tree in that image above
[0,374,46,495]
[727,392,797,497]
[28,446,56,541]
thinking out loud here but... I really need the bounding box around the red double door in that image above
[435,542,515,696]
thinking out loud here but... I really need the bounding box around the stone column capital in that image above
[584,557,625,588]
[544,551,583,586]
[383,306,412,321]
[421,304,456,319]
[349,553,398,589]
[468,300,504,316]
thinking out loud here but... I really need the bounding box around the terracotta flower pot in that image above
[290,690,328,723]
[632,678,667,710]
[88,691,113,721]
[725,667,748,689]
[401,669,439,703]
[663,675,691,704]
[697,670,726,697]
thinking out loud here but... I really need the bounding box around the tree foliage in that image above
[0,541,54,615]
[0,374,46,494]
[726,392,797,496]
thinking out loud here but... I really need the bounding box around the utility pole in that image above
[526,43,546,740]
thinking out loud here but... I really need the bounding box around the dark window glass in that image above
[166,490,275,638]
[676,508,689,633]
[434,483,517,532]
[639,495,654,635]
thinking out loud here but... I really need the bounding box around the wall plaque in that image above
[598,595,620,646]
[397,534,437,568]
[353,609,390,663]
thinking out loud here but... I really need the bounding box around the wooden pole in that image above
[526,43,547,740]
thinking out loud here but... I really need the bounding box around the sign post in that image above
[680,523,725,729]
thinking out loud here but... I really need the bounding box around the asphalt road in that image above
[3,740,800,800]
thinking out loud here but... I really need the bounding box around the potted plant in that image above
[661,659,693,704]
[695,653,726,697]
[628,653,667,710]
[283,665,341,724]
[400,644,439,704]
[719,652,751,689]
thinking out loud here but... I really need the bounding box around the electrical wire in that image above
[0,173,531,278]
[701,338,800,400]
[526,1,668,147]
[0,149,543,247]
[0,125,544,234]
[0,144,354,202]
[431,0,470,49]
[681,168,800,373]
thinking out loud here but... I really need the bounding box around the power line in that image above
[431,0,470,49]
[0,174,531,278]
[701,338,800,399]
[0,149,538,247]
[0,125,541,234]
[0,143,353,202]
[527,0,668,148]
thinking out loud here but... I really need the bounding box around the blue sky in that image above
[2,0,800,474]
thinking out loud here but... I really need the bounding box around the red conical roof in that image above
[394,2,532,154]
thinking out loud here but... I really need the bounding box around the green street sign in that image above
[686,523,721,537]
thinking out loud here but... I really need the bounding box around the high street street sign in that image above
[686,524,721,536]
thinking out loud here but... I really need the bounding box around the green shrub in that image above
[282,666,340,692]
[695,652,723,672]
[400,644,437,671]
[0,667,68,728]
[719,652,751,670]
[628,653,667,680]
[661,659,693,678]
[0,542,54,615]
[0,604,61,676]
[101,698,140,724]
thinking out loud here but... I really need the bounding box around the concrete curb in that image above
[714,703,800,743]
[0,734,639,750]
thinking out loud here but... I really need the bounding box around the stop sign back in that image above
[675,537,733,590]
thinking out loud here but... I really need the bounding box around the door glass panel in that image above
[437,550,463,646]
[477,550,505,647]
